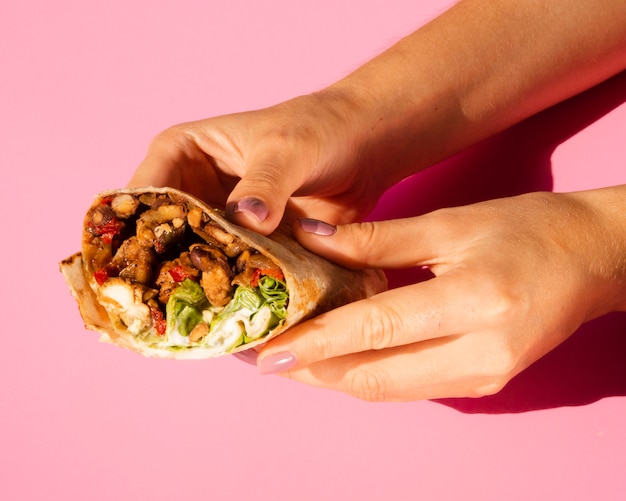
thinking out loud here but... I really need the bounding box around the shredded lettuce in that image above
[257,276,288,320]
[163,275,288,350]
[212,276,288,343]
[165,279,210,337]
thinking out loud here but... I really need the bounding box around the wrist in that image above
[568,185,626,316]
[319,74,462,188]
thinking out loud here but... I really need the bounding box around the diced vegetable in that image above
[86,192,289,352]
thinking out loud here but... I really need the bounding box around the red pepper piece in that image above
[94,268,109,285]
[95,218,124,237]
[88,217,124,244]
[251,268,285,287]
[150,307,166,336]
[168,265,192,282]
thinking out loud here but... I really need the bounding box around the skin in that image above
[274,188,626,401]
[129,0,626,401]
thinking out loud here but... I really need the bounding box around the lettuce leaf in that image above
[165,279,210,337]
[164,274,288,349]
[257,275,288,320]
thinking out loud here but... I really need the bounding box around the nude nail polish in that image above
[233,197,268,223]
[258,351,297,375]
[298,218,337,236]
[231,349,258,366]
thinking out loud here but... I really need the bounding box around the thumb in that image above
[293,216,441,270]
[225,159,304,235]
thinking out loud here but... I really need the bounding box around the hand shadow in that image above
[367,70,626,413]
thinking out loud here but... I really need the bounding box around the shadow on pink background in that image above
[370,70,626,413]
[3,1,626,499]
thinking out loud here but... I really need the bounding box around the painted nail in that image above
[258,351,297,375]
[298,218,337,236]
[231,349,258,366]
[233,197,268,223]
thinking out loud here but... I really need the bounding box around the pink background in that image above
[2,1,625,500]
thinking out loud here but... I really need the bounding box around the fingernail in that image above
[233,197,268,223]
[231,349,258,366]
[258,351,297,375]
[298,218,337,236]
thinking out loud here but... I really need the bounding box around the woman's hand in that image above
[128,0,626,238]
[127,93,393,235]
[255,187,626,402]
[126,0,626,401]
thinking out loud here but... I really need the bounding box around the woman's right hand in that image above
[127,92,390,235]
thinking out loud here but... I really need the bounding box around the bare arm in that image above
[128,0,626,400]
[130,0,626,232]
[324,0,626,191]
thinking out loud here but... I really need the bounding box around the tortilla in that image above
[60,187,387,359]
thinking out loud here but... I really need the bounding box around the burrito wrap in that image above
[60,187,387,359]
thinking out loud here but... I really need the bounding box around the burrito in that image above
[60,187,387,359]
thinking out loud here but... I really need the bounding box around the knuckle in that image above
[476,275,524,328]
[468,340,520,398]
[358,301,403,351]
[152,123,190,144]
[489,294,519,326]
[352,222,388,264]
[469,376,509,398]
[462,278,527,399]
[242,167,284,190]
[147,123,198,158]
[308,330,337,364]
[470,377,509,398]
[346,368,390,403]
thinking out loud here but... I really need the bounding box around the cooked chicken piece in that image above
[138,192,157,207]
[156,204,186,221]
[199,267,232,308]
[187,207,204,228]
[202,223,233,246]
[189,244,233,307]
[111,236,156,285]
[135,202,187,253]
[135,218,156,248]
[97,278,154,335]
[111,194,140,219]
[203,223,250,257]
[155,252,200,304]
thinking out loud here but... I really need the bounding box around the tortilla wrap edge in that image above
[60,187,387,359]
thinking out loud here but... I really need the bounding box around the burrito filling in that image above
[83,192,288,352]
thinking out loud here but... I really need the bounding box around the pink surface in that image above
[2,1,625,500]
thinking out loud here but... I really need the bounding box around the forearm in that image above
[322,0,626,187]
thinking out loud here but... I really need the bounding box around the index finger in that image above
[127,128,234,206]
[293,213,455,271]
[257,271,481,370]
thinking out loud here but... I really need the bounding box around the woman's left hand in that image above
[255,188,626,402]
